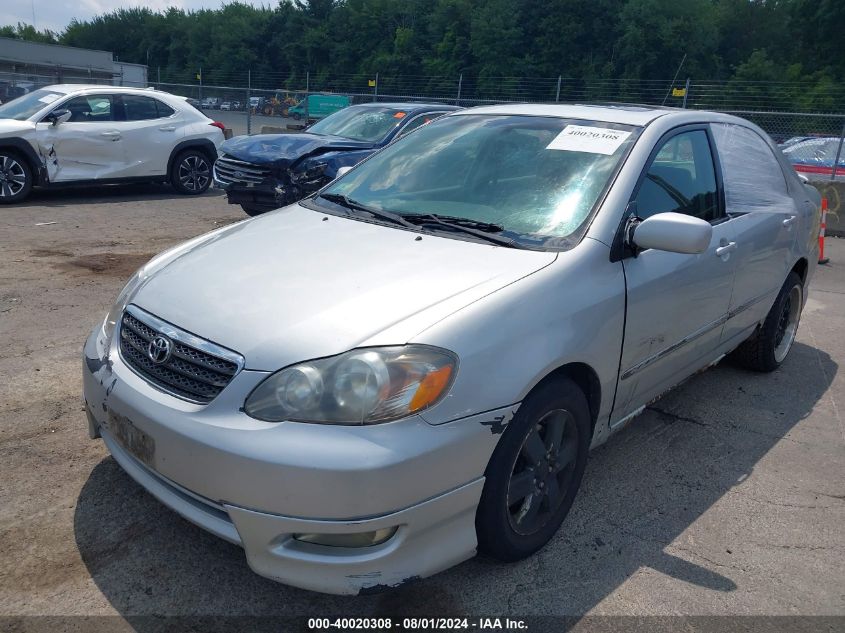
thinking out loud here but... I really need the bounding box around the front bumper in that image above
[82,326,507,594]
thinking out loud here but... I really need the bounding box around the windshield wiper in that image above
[402,213,517,248]
[319,193,416,228]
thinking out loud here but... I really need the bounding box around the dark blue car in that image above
[213,102,459,216]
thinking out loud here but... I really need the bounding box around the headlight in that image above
[100,223,242,346]
[101,270,145,344]
[244,346,458,424]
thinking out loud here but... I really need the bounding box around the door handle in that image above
[100,130,121,139]
[782,215,797,227]
[159,125,176,132]
[715,241,737,257]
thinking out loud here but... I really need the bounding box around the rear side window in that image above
[121,95,174,121]
[155,100,175,117]
[634,130,720,222]
[711,123,790,214]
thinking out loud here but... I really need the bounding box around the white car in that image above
[0,84,226,203]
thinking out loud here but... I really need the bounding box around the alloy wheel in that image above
[507,408,579,535]
[178,155,210,192]
[0,155,28,198]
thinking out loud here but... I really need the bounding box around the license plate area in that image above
[105,410,155,468]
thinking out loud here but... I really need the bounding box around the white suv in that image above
[0,84,226,203]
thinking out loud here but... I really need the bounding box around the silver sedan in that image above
[82,104,820,594]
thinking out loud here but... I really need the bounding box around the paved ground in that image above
[0,186,843,625]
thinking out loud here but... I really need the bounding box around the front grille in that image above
[213,155,272,185]
[118,308,242,404]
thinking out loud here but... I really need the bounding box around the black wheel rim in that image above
[178,155,210,191]
[507,409,579,535]
[0,155,27,198]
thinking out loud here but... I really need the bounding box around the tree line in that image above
[2,0,844,110]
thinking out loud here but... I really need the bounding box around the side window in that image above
[397,112,444,139]
[711,123,791,214]
[155,100,175,118]
[122,95,161,121]
[634,130,720,222]
[60,95,113,122]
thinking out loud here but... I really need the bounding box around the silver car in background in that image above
[82,104,820,594]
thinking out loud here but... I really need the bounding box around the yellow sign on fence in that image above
[368,79,376,87]
[672,87,686,97]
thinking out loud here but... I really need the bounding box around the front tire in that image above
[240,203,269,217]
[170,149,212,195]
[0,151,33,204]
[476,377,591,562]
[729,271,804,372]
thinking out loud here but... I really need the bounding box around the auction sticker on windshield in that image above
[38,93,61,104]
[547,125,632,155]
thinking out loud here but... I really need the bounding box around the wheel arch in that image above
[0,138,45,185]
[529,362,601,432]
[166,139,218,175]
[791,257,808,286]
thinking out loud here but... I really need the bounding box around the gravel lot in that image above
[0,185,843,626]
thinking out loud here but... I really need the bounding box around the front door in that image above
[36,94,125,182]
[614,127,737,421]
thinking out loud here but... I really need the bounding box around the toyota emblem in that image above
[147,335,173,364]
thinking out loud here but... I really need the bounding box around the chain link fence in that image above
[2,67,844,181]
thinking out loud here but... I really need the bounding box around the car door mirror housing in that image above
[46,109,72,125]
[631,212,713,255]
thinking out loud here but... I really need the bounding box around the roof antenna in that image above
[662,53,687,106]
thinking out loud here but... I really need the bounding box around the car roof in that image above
[39,84,183,98]
[449,102,751,127]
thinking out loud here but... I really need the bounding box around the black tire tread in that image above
[476,377,590,562]
[729,271,803,373]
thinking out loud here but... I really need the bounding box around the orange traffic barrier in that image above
[819,197,829,265]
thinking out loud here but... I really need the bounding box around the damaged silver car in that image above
[83,104,820,594]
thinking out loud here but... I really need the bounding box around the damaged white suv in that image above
[0,84,225,203]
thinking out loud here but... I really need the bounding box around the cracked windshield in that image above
[325,114,638,246]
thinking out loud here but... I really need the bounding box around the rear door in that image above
[710,123,798,345]
[113,94,183,178]
[615,126,738,420]
[35,93,126,182]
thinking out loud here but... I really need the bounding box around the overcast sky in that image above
[2,1,274,34]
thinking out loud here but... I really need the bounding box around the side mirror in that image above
[45,109,72,125]
[630,212,712,255]
[335,166,353,178]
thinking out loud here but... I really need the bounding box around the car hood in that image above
[219,132,377,167]
[132,204,556,370]
[0,119,34,135]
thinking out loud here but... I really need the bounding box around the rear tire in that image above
[0,151,33,204]
[729,271,803,372]
[170,149,212,195]
[476,377,590,562]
